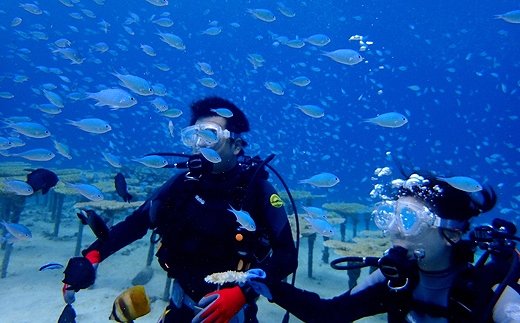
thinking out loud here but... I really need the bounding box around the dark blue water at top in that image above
[0,0,519,226]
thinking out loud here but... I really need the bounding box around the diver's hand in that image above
[62,250,100,303]
[192,286,246,323]
[245,269,272,301]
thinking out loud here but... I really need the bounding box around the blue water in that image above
[0,0,519,226]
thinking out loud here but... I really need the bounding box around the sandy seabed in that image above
[0,202,386,323]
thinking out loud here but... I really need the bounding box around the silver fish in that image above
[65,183,104,201]
[199,148,222,163]
[228,205,256,231]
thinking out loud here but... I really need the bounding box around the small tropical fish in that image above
[53,48,84,65]
[301,205,328,219]
[112,72,154,96]
[39,262,64,271]
[299,173,340,187]
[77,210,110,242]
[54,38,72,47]
[34,103,62,115]
[201,26,222,36]
[20,3,43,14]
[265,81,284,95]
[67,118,112,134]
[152,17,174,27]
[295,105,324,118]
[2,180,34,195]
[7,137,25,147]
[154,63,170,71]
[304,217,335,237]
[109,285,151,323]
[322,49,363,65]
[157,31,185,50]
[133,155,168,168]
[91,42,109,52]
[199,147,222,163]
[152,83,168,96]
[140,44,156,56]
[210,108,233,118]
[161,109,183,118]
[1,220,32,244]
[26,168,59,194]
[437,176,483,192]
[5,121,51,138]
[115,173,133,203]
[152,83,167,96]
[42,89,66,107]
[304,34,331,46]
[11,17,22,27]
[146,0,168,7]
[0,137,14,150]
[247,8,276,22]
[168,121,175,138]
[65,183,104,201]
[197,129,219,145]
[364,112,408,128]
[228,205,256,231]
[86,88,137,109]
[11,148,56,161]
[289,76,311,87]
[276,2,296,18]
[53,139,72,160]
[58,304,76,323]
[0,91,14,98]
[102,152,122,168]
[198,77,218,88]
[196,62,214,75]
[494,10,520,24]
[150,97,169,112]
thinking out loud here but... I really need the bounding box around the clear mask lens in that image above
[372,200,436,236]
[180,123,231,149]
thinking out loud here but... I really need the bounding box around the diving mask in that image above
[372,199,467,237]
[180,122,232,149]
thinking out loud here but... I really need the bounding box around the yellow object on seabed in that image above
[109,285,151,323]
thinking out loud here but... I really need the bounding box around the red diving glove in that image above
[62,250,100,304]
[192,286,246,323]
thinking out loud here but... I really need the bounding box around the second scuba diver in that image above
[246,171,520,323]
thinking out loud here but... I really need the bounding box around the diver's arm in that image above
[82,203,151,261]
[256,181,297,281]
[82,173,183,261]
[266,278,388,323]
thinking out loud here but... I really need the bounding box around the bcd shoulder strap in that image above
[448,261,516,323]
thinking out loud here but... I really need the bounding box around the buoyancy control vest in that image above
[151,163,271,279]
[389,259,520,323]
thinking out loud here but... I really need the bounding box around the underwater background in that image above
[0,0,519,321]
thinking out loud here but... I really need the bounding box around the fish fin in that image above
[124,193,133,203]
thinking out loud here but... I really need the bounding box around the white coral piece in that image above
[204,271,248,285]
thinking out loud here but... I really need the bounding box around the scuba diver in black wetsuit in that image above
[61,96,298,323]
[245,171,520,323]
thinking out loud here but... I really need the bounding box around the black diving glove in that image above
[62,250,99,303]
